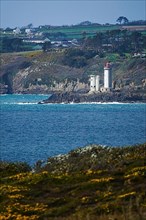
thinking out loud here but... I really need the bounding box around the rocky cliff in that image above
[0,51,146,95]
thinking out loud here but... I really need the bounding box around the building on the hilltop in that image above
[13,27,21,35]
[89,62,112,93]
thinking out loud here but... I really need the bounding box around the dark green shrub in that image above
[0,161,31,177]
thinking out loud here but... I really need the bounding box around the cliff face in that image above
[12,68,88,94]
[0,52,88,94]
[0,55,31,94]
[0,51,146,94]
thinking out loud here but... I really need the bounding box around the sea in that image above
[0,94,146,165]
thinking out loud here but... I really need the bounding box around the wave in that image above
[44,101,145,105]
[1,101,145,106]
[1,102,38,105]
[17,102,38,105]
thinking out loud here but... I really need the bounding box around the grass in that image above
[39,25,120,34]
[0,25,121,42]
[31,25,121,40]
[0,143,146,219]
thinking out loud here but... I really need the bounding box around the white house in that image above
[13,27,21,35]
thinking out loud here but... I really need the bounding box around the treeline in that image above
[82,30,146,54]
[0,38,24,52]
[0,37,42,53]
[62,48,97,68]
[0,29,146,55]
[62,30,146,68]
[126,20,146,25]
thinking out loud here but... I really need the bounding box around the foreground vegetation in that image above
[0,143,146,219]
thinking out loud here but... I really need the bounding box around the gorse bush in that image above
[0,143,146,219]
[0,161,31,177]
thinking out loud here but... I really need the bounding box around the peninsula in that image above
[38,61,146,104]
[38,89,146,104]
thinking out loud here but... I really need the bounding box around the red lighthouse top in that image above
[104,62,111,68]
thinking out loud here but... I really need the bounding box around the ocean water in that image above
[0,94,146,165]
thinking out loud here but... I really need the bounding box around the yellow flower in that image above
[90,177,114,183]
[0,185,29,196]
[131,166,146,172]
[86,169,93,175]
[81,196,89,203]
[42,171,48,175]
[125,166,146,179]
[103,192,112,197]
[118,191,136,199]
[8,194,24,199]
[124,171,144,179]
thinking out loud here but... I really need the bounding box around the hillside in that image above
[0,50,146,96]
[0,143,146,219]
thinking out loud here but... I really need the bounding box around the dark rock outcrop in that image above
[39,89,146,104]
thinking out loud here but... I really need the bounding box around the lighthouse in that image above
[104,62,112,92]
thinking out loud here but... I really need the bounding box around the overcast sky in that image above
[1,0,146,28]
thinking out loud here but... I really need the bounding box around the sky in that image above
[0,0,146,28]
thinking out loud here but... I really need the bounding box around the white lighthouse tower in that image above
[104,62,112,92]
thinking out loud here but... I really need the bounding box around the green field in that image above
[0,25,120,39]
[1,24,146,41]
[43,25,119,33]
[40,25,120,39]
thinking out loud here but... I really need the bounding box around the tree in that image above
[94,32,103,49]
[82,33,103,51]
[27,23,33,29]
[130,31,142,52]
[5,27,13,32]
[116,16,129,24]
[1,37,23,52]
[123,17,129,24]
[11,38,23,51]
[82,31,87,39]
[42,41,51,52]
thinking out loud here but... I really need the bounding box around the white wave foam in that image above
[47,101,140,105]
[66,101,146,105]
[2,102,38,105]
[17,102,38,105]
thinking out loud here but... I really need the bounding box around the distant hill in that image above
[77,21,101,26]
[78,21,93,26]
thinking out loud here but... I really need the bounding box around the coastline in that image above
[38,101,146,105]
[1,93,145,104]
[38,90,146,104]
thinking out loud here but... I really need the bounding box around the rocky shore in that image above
[39,89,146,104]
